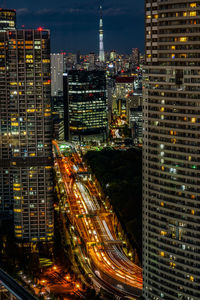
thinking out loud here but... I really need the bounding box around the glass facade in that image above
[64,70,108,142]
[0,29,53,242]
[143,1,200,299]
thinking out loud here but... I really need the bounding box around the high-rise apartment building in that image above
[143,1,200,299]
[0,29,54,242]
[0,9,16,32]
[64,70,108,142]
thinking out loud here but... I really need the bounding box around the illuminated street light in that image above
[76,283,80,289]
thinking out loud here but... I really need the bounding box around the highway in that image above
[53,140,143,298]
[0,268,37,300]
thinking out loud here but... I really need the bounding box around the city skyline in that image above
[6,0,144,53]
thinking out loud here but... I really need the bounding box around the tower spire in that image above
[99,1,105,63]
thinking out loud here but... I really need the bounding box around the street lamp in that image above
[76,283,80,289]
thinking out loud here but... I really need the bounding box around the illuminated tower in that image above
[0,29,54,242]
[99,3,105,63]
[143,0,200,299]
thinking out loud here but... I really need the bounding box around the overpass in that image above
[0,269,37,300]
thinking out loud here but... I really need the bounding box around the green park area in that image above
[84,148,142,259]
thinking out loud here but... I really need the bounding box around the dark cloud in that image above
[10,0,144,53]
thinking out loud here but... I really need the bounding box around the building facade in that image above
[64,70,108,142]
[143,1,200,299]
[0,9,16,32]
[51,53,64,97]
[132,48,140,66]
[0,29,54,242]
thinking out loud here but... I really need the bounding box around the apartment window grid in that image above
[143,1,200,299]
[0,29,53,242]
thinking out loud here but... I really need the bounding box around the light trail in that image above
[53,140,143,298]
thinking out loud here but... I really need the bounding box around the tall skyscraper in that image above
[0,9,16,32]
[64,70,108,142]
[0,29,54,242]
[143,1,200,299]
[99,3,105,63]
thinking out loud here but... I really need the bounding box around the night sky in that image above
[8,0,144,54]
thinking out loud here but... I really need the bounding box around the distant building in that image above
[112,76,135,116]
[51,53,64,97]
[50,53,65,139]
[110,50,117,61]
[0,29,54,242]
[88,52,96,70]
[64,70,108,143]
[127,95,143,145]
[132,48,140,66]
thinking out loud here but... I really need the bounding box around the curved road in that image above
[53,140,142,298]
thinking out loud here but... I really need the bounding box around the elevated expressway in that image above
[0,269,37,300]
[53,141,142,298]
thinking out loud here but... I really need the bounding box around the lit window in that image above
[179,37,187,42]
[161,231,167,236]
[180,53,187,58]
[191,117,196,123]
[190,11,196,16]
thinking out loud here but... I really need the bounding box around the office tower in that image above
[132,48,140,66]
[112,76,134,116]
[128,94,143,145]
[64,70,108,142]
[88,52,96,70]
[0,9,16,32]
[99,4,105,63]
[51,53,64,97]
[51,53,64,139]
[110,50,117,61]
[0,29,54,242]
[143,1,200,299]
